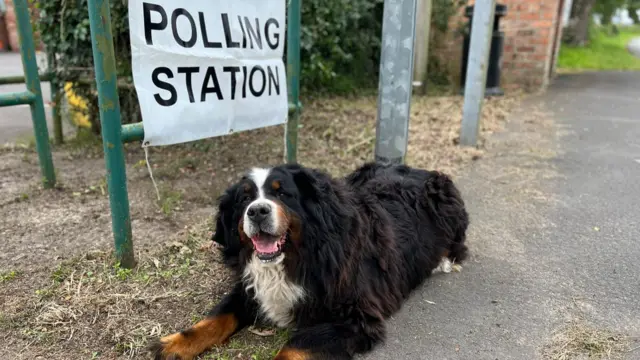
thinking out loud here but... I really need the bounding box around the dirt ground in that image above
[0,94,519,359]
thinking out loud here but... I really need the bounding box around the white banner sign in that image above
[128,0,288,146]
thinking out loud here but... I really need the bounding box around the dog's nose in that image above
[247,203,271,223]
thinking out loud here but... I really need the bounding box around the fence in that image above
[0,0,55,188]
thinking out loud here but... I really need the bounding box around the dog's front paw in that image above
[149,332,197,360]
[274,347,312,360]
[149,314,238,359]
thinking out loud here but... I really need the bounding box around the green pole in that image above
[13,0,56,188]
[0,91,36,106]
[51,91,64,144]
[285,0,301,163]
[48,53,63,144]
[0,73,51,85]
[87,0,135,268]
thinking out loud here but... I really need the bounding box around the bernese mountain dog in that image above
[151,161,469,360]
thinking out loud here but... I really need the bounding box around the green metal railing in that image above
[85,0,302,268]
[87,0,135,268]
[286,0,302,163]
[0,0,56,187]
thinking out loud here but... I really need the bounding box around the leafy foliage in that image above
[36,0,139,134]
[299,0,384,93]
[594,0,627,25]
[627,0,640,23]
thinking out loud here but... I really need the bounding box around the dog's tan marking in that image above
[153,314,237,360]
[274,347,312,360]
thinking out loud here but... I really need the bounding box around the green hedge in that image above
[36,0,461,131]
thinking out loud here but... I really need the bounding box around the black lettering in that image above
[244,17,262,49]
[178,67,199,103]
[267,66,280,96]
[221,13,240,48]
[152,67,177,106]
[241,66,248,98]
[201,67,223,101]
[199,12,222,48]
[249,65,266,97]
[223,66,240,100]
[237,16,247,48]
[264,18,280,50]
[143,2,168,45]
[171,8,197,48]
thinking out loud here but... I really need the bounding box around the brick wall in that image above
[5,0,19,51]
[500,0,564,89]
[439,0,564,92]
[4,0,43,52]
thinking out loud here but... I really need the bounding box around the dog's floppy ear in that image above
[211,190,237,248]
[289,165,325,200]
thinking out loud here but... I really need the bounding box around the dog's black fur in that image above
[152,161,469,360]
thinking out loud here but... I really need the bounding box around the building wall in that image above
[5,0,18,51]
[439,0,564,92]
[4,0,43,52]
[501,0,564,89]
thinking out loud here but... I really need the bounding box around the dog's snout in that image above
[247,203,272,223]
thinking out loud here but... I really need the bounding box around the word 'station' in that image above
[129,1,288,147]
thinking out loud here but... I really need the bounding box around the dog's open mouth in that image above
[251,232,286,262]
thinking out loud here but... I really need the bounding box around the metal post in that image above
[13,0,56,188]
[459,0,497,147]
[0,73,52,85]
[285,0,301,164]
[412,0,432,96]
[51,90,63,144]
[48,53,64,144]
[374,0,418,165]
[87,0,135,268]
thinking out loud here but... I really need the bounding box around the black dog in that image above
[151,161,469,360]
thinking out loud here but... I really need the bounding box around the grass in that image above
[558,25,640,71]
[158,186,184,215]
[543,317,631,359]
[0,270,20,283]
[0,219,289,359]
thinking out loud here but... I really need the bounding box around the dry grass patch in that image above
[0,218,276,359]
[543,318,632,360]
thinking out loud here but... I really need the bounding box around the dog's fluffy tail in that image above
[423,172,469,263]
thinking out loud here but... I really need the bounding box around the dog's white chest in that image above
[242,255,305,327]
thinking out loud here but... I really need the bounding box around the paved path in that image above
[362,72,640,359]
[628,37,640,58]
[0,52,53,144]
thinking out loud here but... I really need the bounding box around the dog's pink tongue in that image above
[252,237,278,253]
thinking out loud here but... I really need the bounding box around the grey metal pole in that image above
[412,0,432,96]
[459,0,497,147]
[374,0,418,165]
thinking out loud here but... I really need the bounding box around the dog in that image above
[151,161,469,360]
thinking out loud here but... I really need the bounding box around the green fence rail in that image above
[85,0,302,268]
[0,0,56,188]
[0,73,51,85]
[87,0,136,268]
[286,0,302,163]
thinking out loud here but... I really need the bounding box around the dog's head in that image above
[212,164,324,265]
